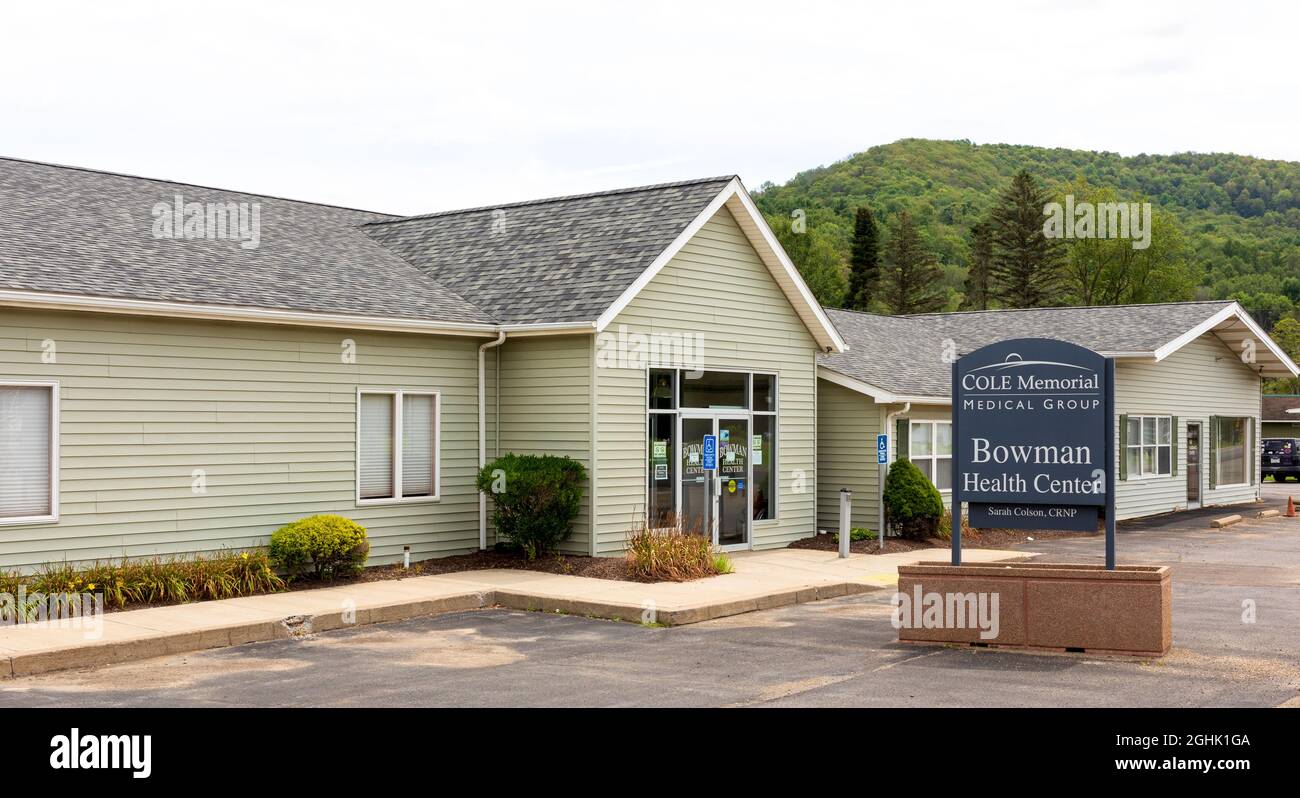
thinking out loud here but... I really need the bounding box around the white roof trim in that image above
[818,366,949,405]
[594,178,848,353]
[1152,301,1299,376]
[0,289,501,337]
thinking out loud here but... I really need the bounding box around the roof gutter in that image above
[0,289,501,337]
[478,331,507,549]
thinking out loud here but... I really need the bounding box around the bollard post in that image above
[839,488,852,558]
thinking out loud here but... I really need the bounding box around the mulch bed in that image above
[957,527,1100,549]
[788,533,932,555]
[285,548,648,589]
[284,526,1109,593]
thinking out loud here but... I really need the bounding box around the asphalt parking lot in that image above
[3,496,1297,708]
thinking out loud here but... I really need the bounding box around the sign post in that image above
[952,338,1114,568]
[877,433,888,552]
[1104,358,1116,569]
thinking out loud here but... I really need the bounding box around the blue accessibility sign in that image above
[702,434,717,470]
[876,433,889,464]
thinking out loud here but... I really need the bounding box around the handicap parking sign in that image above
[702,434,717,470]
[877,433,889,464]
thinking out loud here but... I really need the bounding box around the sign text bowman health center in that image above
[951,338,1117,562]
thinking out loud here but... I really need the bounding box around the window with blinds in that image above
[357,390,439,503]
[0,383,57,522]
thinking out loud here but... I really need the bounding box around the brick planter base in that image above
[895,562,1171,657]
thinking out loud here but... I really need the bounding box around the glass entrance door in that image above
[678,414,750,548]
[679,417,713,538]
[716,417,749,547]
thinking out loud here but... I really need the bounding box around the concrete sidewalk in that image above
[0,545,1027,678]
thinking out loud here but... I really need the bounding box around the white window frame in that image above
[1214,415,1250,489]
[751,372,778,523]
[355,388,441,506]
[909,419,952,494]
[1125,415,1173,480]
[0,380,60,526]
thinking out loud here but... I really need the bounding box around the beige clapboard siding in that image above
[494,334,592,554]
[1114,333,1261,519]
[595,207,819,553]
[0,307,485,571]
[816,380,881,532]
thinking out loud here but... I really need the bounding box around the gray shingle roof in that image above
[821,301,1236,398]
[361,176,735,325]
[0,157,496,324]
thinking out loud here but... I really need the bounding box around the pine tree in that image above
[882,211,946,314]
[962,219,994,310]
[989,170,1064,307]
[847,206,880,310]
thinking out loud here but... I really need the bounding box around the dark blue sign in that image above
[951,337,1117,567]
[876,433,888,464]
[702,434,717,471]
[954,338,1107,507]
[968,503,1099,532]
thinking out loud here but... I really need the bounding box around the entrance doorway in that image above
[1187,422,1201,509]
[679,414,750,549]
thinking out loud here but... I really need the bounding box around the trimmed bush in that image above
[477,454,587,560]
[832,527,878,544]
[269,514,370,580]
[883,459,944,539]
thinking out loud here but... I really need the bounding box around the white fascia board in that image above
[817,366,949,405]
[1098,351,1158,360]
[1153,302,1299,376]
[0,289,501,337]
[593,178,848,354]
[727,185,848,353]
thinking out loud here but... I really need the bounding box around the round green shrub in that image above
[883,459,945,539]
[476,454,586,559]
[269,514,369,580]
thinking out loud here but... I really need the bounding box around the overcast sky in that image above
[3,0,1295,214]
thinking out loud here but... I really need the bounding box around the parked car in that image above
[1262,438,1300,482]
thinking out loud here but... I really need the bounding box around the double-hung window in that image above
[357,390,440,504]
[1125,415,1172,478]
[909,420,952,491]
[0,382,58,524]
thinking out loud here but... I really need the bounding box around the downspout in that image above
[881,402,911,537]
[479,331,506,549]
